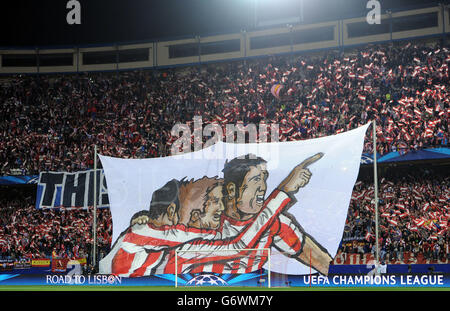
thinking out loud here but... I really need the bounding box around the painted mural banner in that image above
[99,124,370,277]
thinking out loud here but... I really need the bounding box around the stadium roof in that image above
[1,0,446,47]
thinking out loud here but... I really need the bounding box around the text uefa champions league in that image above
[305,274,444,286]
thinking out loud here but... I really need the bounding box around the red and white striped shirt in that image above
[176,212,305,274]
[100,189,292,277]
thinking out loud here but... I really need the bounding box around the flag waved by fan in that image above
[271,84,284,100]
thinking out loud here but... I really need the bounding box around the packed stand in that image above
[0,194,112,261]
[338,168,449,263]
[0,41,449,176]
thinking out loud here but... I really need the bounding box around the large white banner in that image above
[99,123,370,275]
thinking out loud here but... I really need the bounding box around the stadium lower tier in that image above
[0,162,448,268]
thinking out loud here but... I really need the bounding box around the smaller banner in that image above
[51,259,69,273]
[0,259,14,271]
[50,258,87,273]
[32,259,51,267]
[14,259,31,269]
[35,169,109,209]
[333,252,449,265]
[69,258,87,266]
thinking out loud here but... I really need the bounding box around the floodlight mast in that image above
[373,120,380,268]
[92,144,98,270]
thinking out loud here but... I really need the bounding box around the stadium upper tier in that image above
[0,40,448,175]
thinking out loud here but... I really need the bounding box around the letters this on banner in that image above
[35,169,109,209]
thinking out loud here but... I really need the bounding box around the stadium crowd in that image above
[0,41,448,175]
[339,168,449,263]
[0,193,112,261]
[0,40,448,265]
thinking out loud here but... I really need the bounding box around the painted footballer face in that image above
[178,177,222,229]
[236,163,268,215]
[198,185,225,229]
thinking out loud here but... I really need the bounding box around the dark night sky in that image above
[0,0,442,47]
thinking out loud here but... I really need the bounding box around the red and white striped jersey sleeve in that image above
[180,189,290,250]
[168,189,291,273]
[100,189,291,277]
[272,213,305,257]
[98,233,126,275]
[99,224,219,277]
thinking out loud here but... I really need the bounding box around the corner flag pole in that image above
[373,120,380,267]
[93,145,98,269]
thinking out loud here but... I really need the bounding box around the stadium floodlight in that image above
[255,0,303,28]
